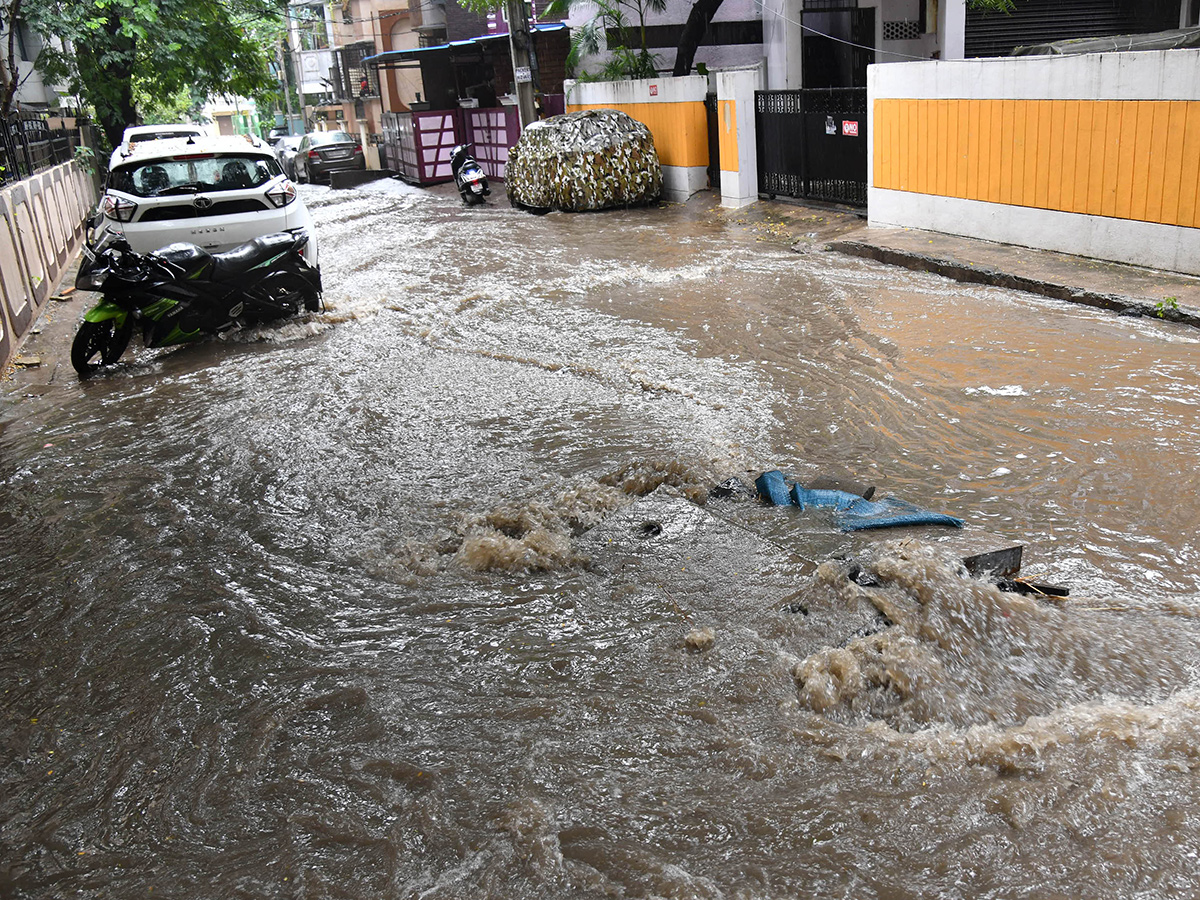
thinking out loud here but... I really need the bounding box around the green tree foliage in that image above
[458,0,666,80]
[542,0,666,79]
[27,0,286,148]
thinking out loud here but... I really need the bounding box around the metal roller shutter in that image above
[965,0,1179,58]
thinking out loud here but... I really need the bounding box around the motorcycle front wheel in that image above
[71,317,133,376]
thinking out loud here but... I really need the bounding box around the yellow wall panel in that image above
[718,100,738,173]
[1046,101,1065,211]
[1100,101,1123,218]
[955,99,969,198]
[1143,102,1170,223]
[567,101,708,168]
[935,100,949,198]
[966,100,981,200]
[1114,101,1138,220]
[984,100,1003,202]
[1129,102,1154,221]
[872,96,1200,228]
[1015,100,1033,207]
[1160,102,1188,225]
[1179,103,1200,228]
[1033,101,1052,210]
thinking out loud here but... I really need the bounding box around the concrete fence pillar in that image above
[0,159,97,371]
[716,64,765,209]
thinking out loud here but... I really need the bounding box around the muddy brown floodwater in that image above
[2,182,1199,899]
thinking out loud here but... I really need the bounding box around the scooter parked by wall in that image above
[71,226,322,376]
[450,144,490,205]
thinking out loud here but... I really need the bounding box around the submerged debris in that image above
[685,626,715,651]
[753,469,963,531]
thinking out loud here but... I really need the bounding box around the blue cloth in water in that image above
[790,484,964,531]
[755,470,793,506]
[789,485,860,511]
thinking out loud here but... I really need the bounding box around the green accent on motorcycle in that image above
[83,300,129,325]
[142,297,178,320]
[250,252,287,270]
[159,324,202,346]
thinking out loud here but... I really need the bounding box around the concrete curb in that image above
[827,239,1200,328]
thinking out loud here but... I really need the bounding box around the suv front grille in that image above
[137,199,272,222]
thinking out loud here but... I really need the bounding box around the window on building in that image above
[295,5,329,51]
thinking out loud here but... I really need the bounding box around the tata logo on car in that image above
[193,195,214,210]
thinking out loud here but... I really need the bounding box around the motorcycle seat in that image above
[212,233,298,281]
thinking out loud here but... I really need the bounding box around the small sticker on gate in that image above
[826,116,836,135]
[842,120,859,137]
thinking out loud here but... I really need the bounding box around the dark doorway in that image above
[802,3,875,88]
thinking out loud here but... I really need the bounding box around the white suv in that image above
[100,134,318,265]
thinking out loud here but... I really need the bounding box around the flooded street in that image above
[2,181,1199,898]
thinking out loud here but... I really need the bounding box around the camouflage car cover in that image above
[506,109,662,212]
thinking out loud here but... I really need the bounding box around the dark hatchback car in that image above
[295,131,366,183]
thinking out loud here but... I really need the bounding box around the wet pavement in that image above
[3,180,1200,899]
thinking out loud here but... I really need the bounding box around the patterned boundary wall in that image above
[0,160,96,371]
[868,50,1200,275]
[565,75,709,203]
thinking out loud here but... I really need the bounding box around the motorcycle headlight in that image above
[266,181,297,208]
[102,194,138,223]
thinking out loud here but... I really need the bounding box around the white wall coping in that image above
[869,48,1200,101]
[565,75,709,107]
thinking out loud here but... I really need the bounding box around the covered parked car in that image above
[294,131,366,183]
[98,134,318,265]
[275,135,303,180]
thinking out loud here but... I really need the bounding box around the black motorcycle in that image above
[71,229,322,376]
[450,144,490,206]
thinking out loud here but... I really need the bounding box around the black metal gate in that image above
[756,87,867,207]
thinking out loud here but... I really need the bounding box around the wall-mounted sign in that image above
[649,84,658,96]
[842,120,860,137]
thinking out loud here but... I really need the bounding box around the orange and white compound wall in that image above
[869,50,1200,275]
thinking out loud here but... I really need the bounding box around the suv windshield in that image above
[308,131,356,146]
[110,154,282,197]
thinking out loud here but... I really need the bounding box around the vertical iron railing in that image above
[0,110,94,184]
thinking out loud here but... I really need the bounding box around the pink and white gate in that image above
[462,107,521,181]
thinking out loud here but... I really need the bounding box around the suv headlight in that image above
[266,181,297,208]
[102,194,138,223]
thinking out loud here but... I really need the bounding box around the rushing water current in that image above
[3,183,1200,899]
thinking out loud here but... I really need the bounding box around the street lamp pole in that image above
[503,0,536,130]
[278,42,299,134]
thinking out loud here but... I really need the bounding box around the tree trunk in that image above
[1,0,22,117]
[75,12,137,149]
[672,0,724,77]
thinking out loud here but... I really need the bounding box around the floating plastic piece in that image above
[752,471,963,531]
[835,497,964,532]
[754,470,792,506]
[790,485,860,511]
[962,545,1024,577]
